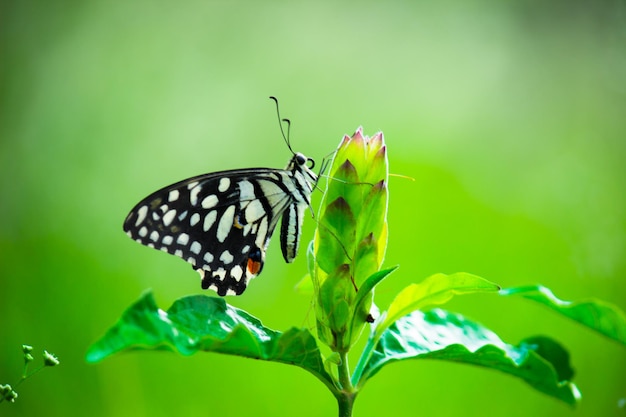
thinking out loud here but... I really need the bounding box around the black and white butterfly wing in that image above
[123,154,316,296]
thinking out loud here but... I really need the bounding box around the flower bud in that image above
[43,351,60,367]
[1,384,17,403]
[311,127,388,352]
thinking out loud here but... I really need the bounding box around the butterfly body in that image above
[124,152,317,296]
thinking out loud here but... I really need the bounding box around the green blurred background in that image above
[1,0,625,416]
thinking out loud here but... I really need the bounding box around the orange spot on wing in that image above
[247,258,262,275]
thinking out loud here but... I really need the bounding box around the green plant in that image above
[87,128,626,416]
[1,345,60,404]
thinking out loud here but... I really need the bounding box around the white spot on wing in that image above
[135,205,148,227]
[231,265,243,282]
[201,195,218,209]
[244,200,265,223]
[177,233,189,246]
[214,267,226,281]
[163,209,177,227]
[190,212,200,226]
[203,211,217,232]
[175,249,183,257]
[150,230,159,242]
[190,241,202,255]
[218,177,230,192]
[220,250,234,264]
[238,180,255,201]
[138,226,148,237]
[217,206,235,242]
[203,252,214,263]
[255,217,268,249]
[168,189,180,202]
[162,235,173,245]
[190,185,201,206]
[187,181,199,190]
[178,210,188,221]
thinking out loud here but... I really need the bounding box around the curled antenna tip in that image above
[269,96,293,153]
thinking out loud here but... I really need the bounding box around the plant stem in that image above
[17,365,44,388]
[335,351,356,417]
[336,391,355,417]
[338,351,352,390]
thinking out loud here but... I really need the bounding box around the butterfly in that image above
[123,98,317,296]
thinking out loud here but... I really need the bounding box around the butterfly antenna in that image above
[269,96,294,154]
[283,118,292,149]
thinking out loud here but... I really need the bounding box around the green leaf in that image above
[86,291,336,392]
[376,273,500,338]
[520,336,574,381]
[324,159,362,220]
[318,264,354,333]
[347,267,398,347]
[317,197,356,274]
[500,285,626,345]
[352,233,380,286]
[357,309,580,406]
[352,266,399,319]
[315,264,356,351]
[357,180,387,247]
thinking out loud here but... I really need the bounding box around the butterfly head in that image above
[293,152,314,169]
[287,152,318,187]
